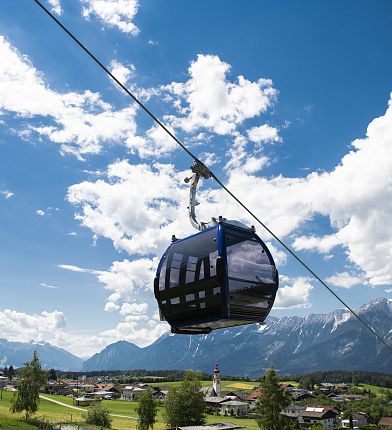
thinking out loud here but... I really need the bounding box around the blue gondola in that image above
[154,162,279,334]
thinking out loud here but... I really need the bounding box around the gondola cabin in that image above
[154,221,279,334]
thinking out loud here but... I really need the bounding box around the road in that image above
[39,395,138,420]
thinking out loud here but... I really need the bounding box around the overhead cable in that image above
[33,0,392,354]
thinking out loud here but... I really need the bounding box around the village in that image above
[2,363,392,429]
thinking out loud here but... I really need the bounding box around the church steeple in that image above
[212,361,221,397]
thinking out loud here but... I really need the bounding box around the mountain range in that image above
[82,297,392,376]
[1,298,391,376]
[0,339,83,370]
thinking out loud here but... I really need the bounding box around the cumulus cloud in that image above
[81,0,139,35]
[36,209,46,216]
[67,160,191,255]
[274,276,313,309]
[0,307,165,357]
[47,0,62,15]
[248,124,281,144]
[58,258,170,348]
[0,309,67,342]
[162,54,278,135]
[0,35,145,159]
[325,272,367,289]
[67,94,392,292]
[109,60,135,86]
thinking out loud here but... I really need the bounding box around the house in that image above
[80,383,96,393]
[151,388,168,401]
[0,376,8,389]
[205,396,228,411]
[335,383,351,392]
[220,400,249,417]
[298,406,340,430]
[46,381,71,396]
[339,394,369,402]
[341,412,368,428]
[122,385,148,400]
[379,417,392,428]
[292,391,317,402]
[171,422,244,430]
[242,388,261,407]
[281,404,305,418]
[280,383,295,392]
[75,397,102,407]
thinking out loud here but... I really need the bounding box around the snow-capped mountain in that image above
[0,339,82,370]
[82,298,392,376]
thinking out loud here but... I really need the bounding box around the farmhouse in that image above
[298,406,339,430]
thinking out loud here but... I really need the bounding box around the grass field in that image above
[354,384,392,398]
[148,380,258,391]
[0,391,258,430]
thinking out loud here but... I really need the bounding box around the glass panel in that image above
[210,250,218,276]
[171,259,181,269]
[170,268,180,287]
[159,259,167,291]
[187,262,197,272]
[185,270,195,283]
[227,239,273,283]
[159,228,221,325]
[199,261,205,280]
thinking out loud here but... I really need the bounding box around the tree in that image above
[164,371,206,427]
[309,424,326,429]
[254,368,296,430]
[85,404,112,428]
[8,365,15,381]
[10,351,46,421]
[48,368,57,381]
[137,389,157,430]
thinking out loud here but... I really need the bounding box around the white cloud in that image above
[292,234,341,254]
[40,282,59,289]
[0,309,67,342]
[81,0,139,35]
[0,307,163,357]
[58,264,91,273]
[0,190,13,199]
[67,160,191,256]
[109,60,135,86]
[248,124,281,144]
[274,276,313,309]
[58,258,170,349]
[36,209,46,216]
[47,0,62,15]
[0,35,143,159]
[325,272,367,289]
[162,54,277,135]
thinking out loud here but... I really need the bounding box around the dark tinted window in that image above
[225,228,277,320]
[158,228,221,324]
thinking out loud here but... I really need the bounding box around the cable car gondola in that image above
[154,162,279,334]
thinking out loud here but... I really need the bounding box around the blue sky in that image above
[0,0,391,358]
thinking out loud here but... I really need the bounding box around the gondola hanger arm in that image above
[184,161,221,231]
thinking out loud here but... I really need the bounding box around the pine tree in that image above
[254,368,298,430]
[10,351,46,421]
[137,389,157,430]
[164,371,206,427]
[8,365,15,381]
